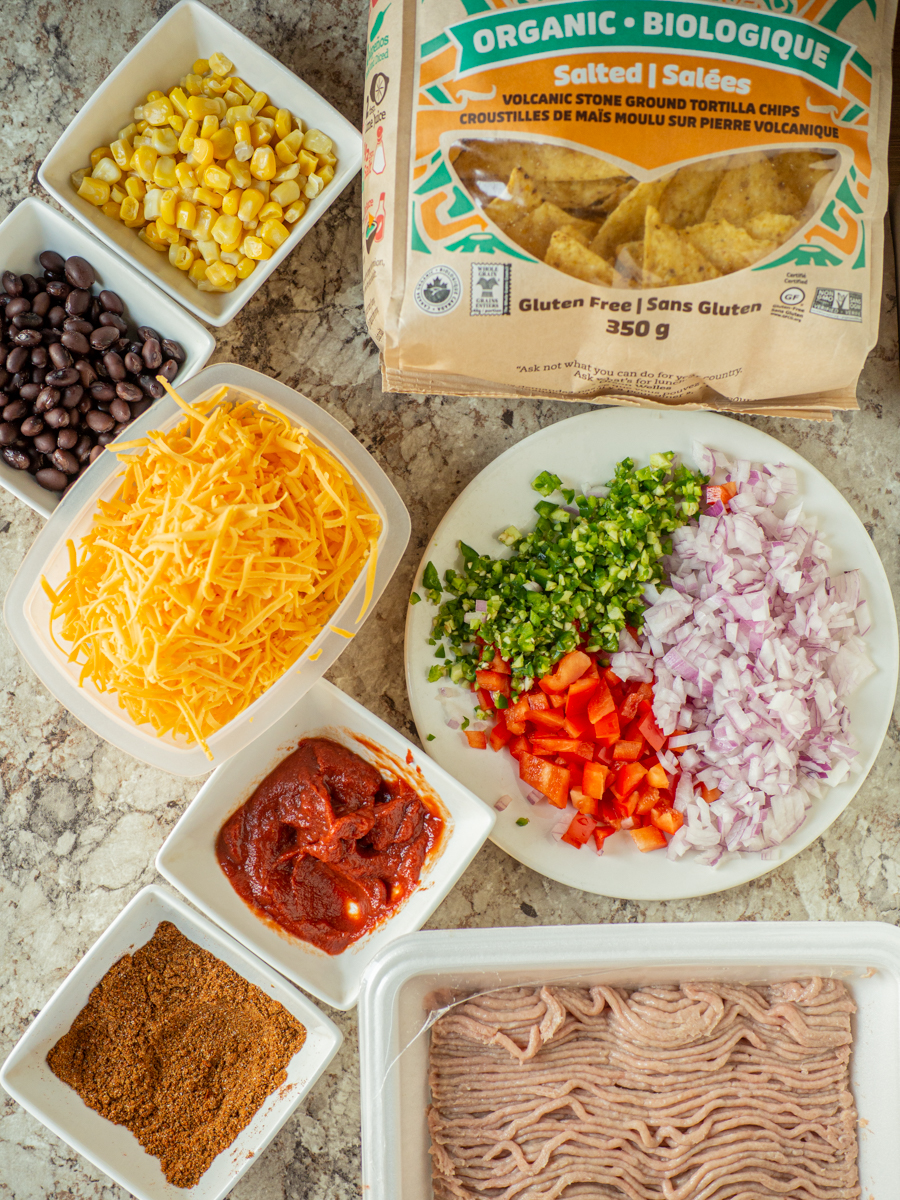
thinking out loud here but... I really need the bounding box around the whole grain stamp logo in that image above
[414,265,463,314]
[471,262,511,314]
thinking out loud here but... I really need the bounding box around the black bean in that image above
[12,313,43,330]
[51,448,79,474]
[90,326,119,351]
[34,431,57,454]
[110,398,131,423]
[45,280,71,300]
[141,338,162,369]
[76,359,97,387]
[96,430,117,446]
[86,409,115,433]
[0,422,19,445]
[115,381,142,403]
[115,336,131,354]
[158,358,179,383]
[98,289,124,314]
[13,329,41,346]
[20,415,43,437]
[31,369,47,387]
[160,337,186,365]
[39,251,66,274]
[35,467,68,491]
[130,398,151,420]
[62,385,83,409]
[64,256,95,290]
[63,317,93,335]
[45,367,79,388]
[128,341,143,356]
[103,351,126,381]
[44,407,69,429]
[89,445,104,464]
[56,428,78,450]
[2,399,26,421]
[98,311,127,332]
[21,274,39,298]
[47,305,66,328]
[30,346,48,369]
[41,327,61,345]
[65,289,91,317]
[138,374,165,399]
[32,291,51,318]
[78,396,91,414]
[94,400,110,412]
[35,386,59,411]
[74,434,92,462]
[61,331,91,356]
[138,325,161,343]
[2,446,30,469]
[90,298,102,324]
[19,382,41,402]
[5,297,30,318]
[124,352,143,375]
[67,410,82,429]
[11,371,28,391]
[2,271,22,296]
[90,382,115,402]
[48,342,72,369]
[6,346,28,372]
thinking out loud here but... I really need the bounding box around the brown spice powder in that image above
[47,921,306,1189]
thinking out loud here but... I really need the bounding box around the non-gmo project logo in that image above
[414,266,462,315]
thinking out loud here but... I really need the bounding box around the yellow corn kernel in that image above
[118,122,137,142]
[316,149,337,168]
[222,187,242,216]
[221,235,242,255]
[192,57,209,75]
[207,76,231,97]
[132,144,158,181]
[219,250,241,267]
[138,227,168,252]
[262,105,279,119]
[206,259,237,287]
[208,50,233,77]
[259,218,290,250]
[280,128,303,155]
[150,127,179,155]
[120,196,142,225]
[184,72,203,96]
[283,199,306,224]
[144,96,174,126]
[188,259,208,286]
[146,89,164,102]
[317,164,335,186]
[175,200,197,231]
[193,186,223,210]
[168,113,185,134]
[302,129,333,156]
[194,205,217,238]
[168,86,190,120]
[225,104,253,128]
[178,118,199,155]
[197,238,220,264]
[200,114,219,140]
[234,121,253,161]
[190,137,215,171]
[304,173,325,200]
[90,146,111,168]
[296,149,318,177]
[111,184,127,203]
[143,188,163,220]
[244,218,259,231]
[110,139,133,169]
[210,126,235,160]
[134,115,149,130]
[186,96,220,121]
[225,157,252,189]
[236,256,256,279]
[211,213,242,245]
[250,118,275,148]
[249,90,267,115]
[273,108,292,141]
[249,145,276,181]
[275,138,297,165]
[92,157,122,184]
[273,163,300,184]
[154,218,180,245]
[125,175,146,200]
[101,200,121,220]
[223,90,242,110]
[271,179,301,207]
[159,188,178,225]
[258,201,283,222]
[232,78,254,102]
[175,161,198,189]
[203,164,231,192]
[253,179,270,201]
[153,156,178,188]
[77,175,110,206]
[198,279,236,292]
[241,235,273,261]
[237,187,265,222]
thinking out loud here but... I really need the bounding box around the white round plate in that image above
[405,409,898,901]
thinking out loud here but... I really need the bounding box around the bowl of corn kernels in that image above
[38,0,363,327]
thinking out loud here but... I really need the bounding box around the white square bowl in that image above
[0,884,342,1200]
[358,921,900,1200]
[3,363,410,776]
[38,0,362,327]
[155,678,496,1009]
[0,198,215,518]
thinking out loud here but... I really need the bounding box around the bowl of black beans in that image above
[0,198,215,518]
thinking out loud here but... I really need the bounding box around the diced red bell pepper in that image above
[464,730,487,749]
[592,710,620,743]
[487,650,511,674]
[700,784,722,803]
[504,696,531,735]
[593,825,615,851]
[571,787,598,816]
[634,782,660,815]
[564,712,594,740]
[489,721,512,752]
[586,676,615,724]
[566,675,598,718]
[582,761,609,800]
[539,650,592,694]
[527,691,550,711]
[594,743,615,766]
[528,741,555,756]
[604,669,622,687]
[630,825,667,852]
[476,687,495,712]
[705,480,738,510]
[561,812,599,849]
[548,692,567,709]
[621,718,645,743]
[637,712,666,751]
[612,738,644,762]
[526,708,567,731]
[507,735,531,761]
[519,753,571,808]
[650,806,684,835]
[646,763,669,789]
[475,670,511,696]
[615,789,639,817]
[611,761,647,801]
[599,799,624,830]
[530,737,594,760]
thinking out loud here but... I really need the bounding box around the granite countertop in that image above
[2,1,899,1196]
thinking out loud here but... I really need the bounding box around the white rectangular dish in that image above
[38,0,362,326]
[0,198,215,518]
[156,678,496,1009]
[3,362,410,775]
[0,884,342,1200]
[358,921,900,1200]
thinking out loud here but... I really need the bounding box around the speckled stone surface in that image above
[1,2,899,1197]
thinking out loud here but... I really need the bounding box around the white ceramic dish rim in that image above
[0,884,343,1200]
[38,0,363,327]
[0,197,215,518]
[155,677,497,1009]
[3,362,410,776]
[404,407,899,901]
[358,920,900,1200]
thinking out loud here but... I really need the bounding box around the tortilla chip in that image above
[486,195,597,260]
[546,230,615,286]
[772,150,836,206]
[658,163,725,229]
[643,206,720,287]
[682,219,777,273]
[506,167,543,211]
[591,180,669,259]
[743,212,799,243]
[706,158,804,225]
[453,140,628,193]
[535,177,634,214]
[614,239,644,285]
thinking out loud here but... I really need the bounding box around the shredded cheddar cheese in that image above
[43,385,380,757]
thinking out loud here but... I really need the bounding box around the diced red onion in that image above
[550,817,570,841]
[474,598,488,613]
[526,789,544,805]
[494,794,513,812]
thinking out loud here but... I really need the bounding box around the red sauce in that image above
[216,736,445,955]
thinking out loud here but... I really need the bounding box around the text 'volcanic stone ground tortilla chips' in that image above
[362,0,896,417]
